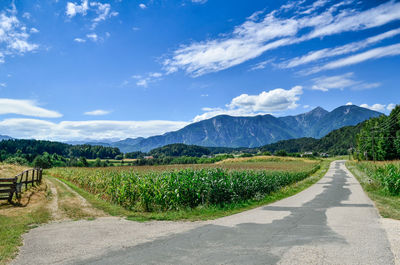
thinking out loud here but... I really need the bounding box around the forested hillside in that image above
[0,139,121,163]
[259,122,364,155]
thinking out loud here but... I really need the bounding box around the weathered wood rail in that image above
[0,168,43,203]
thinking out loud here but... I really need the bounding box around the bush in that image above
[275,150,288,157]
[33,155,52,169]
[4,156,29,166]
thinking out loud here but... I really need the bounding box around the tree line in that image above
[0,139,121,168]
[356,105,400,161]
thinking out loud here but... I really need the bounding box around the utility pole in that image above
[372,129,375,162]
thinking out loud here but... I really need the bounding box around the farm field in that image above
[346,160,400,220]
[47,156,324,220]
[0,164,29,179]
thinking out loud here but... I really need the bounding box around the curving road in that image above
[13,161,396,265]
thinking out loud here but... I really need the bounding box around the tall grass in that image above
[49,164,320,212]
[353,162,400,196]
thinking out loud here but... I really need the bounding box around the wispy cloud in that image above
[163,1,400,77]
[0,3,38,63]
[132,72,163,87]
[74,38,86,43]
[309,43,400,74]
[65,0,118,29]
[86,33,98,42]
[191,0,207,4]
[84,109,110,116]
[311,72,380,92]
[139,4,147,9]
[194,86,302,121]
[280,28,400,69]
[0,98,62,118]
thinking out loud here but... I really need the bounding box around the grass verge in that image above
[346,161,400,220]
[52,158,333,222]
[0,184,51,264]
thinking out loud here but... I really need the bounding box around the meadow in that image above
[48,157,321,212]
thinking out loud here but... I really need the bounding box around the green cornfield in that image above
[49,163,320,212]
[354,161,400,196]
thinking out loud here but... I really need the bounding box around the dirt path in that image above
[45,178,105,221]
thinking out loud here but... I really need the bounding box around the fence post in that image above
[39,169,43,183]
[25,171,28,191]
[8,177,17,203]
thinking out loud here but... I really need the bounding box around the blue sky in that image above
[0,0,400,141]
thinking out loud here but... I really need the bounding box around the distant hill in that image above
[110,105,382,152]
[0,135,13,141]
[259,122,365,155]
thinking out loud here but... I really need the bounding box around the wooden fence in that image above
[0,168,43,203]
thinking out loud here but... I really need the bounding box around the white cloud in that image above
[84,109,110,116]
[249,59,274,71]
[0,118,188,141]
[132,72,163,87]
[136,79,148,87]
[310,43,400,73]
[30,27,39,33]
[86,33,98,41]
[387,103,396,111]
[360,103,386,112]
[90,2,118,29]
[311,72,380,92]
[194,86,303,121]
[303,105,310,108]
[0,98,62,118]
[0,5,38,62]
[74,38,86,43]
[139,4,147,9]
[346,102,353,106]
[65,0,118,29]
[163,1,400,77]
[66,0,89,17]
[22,12,31,19]
[191,0,207,4]
[149,72,162,78]
[280,28,400,69]
[132,27,140,31]
[0,83,6,87]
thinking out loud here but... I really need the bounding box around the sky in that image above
[0,0,399,141]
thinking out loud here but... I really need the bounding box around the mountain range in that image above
[0,105,383,153]
[108,105,382,152]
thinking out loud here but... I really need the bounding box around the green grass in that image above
[0,195,50,264]
[346,161,400,220]
[50,158,333,221]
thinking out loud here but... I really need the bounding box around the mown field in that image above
[48,157,321,213]
[347,160,400,220]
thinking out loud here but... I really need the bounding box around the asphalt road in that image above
[13,161,396,265]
